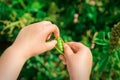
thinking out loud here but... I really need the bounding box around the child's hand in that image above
[11,21,59,59]
[0,21,59,80]
[59,42,92,80]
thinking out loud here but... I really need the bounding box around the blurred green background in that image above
[0,0,120,80]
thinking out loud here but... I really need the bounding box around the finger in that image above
[59,55,65,60]
[67,42,80,53]
[67,42,87,53]
[46,24,60,38]
[64,43,73,56]
[62,61,66,65]
[35,21,52,26]
[45,40,57,51]
[46,33,52,40]
[59,55,66,65]
[30,21,52,29]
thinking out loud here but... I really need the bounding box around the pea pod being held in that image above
[55,37,64,54]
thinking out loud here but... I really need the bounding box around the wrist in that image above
[70,74,90,80]
[70,77,89,80]
[0,45,28,80]
[7,45,29,61]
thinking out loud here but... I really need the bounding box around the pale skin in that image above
[0,21,92,80]
[59,43,92,80]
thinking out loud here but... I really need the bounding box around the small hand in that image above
[59,42,92,80]
[11,21,59,59]
[0,21,60,80]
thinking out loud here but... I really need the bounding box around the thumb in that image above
[45,40,57,51]
[64,43,73,56]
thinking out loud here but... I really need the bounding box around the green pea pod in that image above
[55,37,64,54]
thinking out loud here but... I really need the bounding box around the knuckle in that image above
[87,47,90,51]
[85,46,90,51]
[85,47,92,57]
[78,42,83,45]
[41,21,52,24]
[52,24,59,29]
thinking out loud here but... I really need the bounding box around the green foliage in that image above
[0,0,120,80]
[110,22,120,51]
